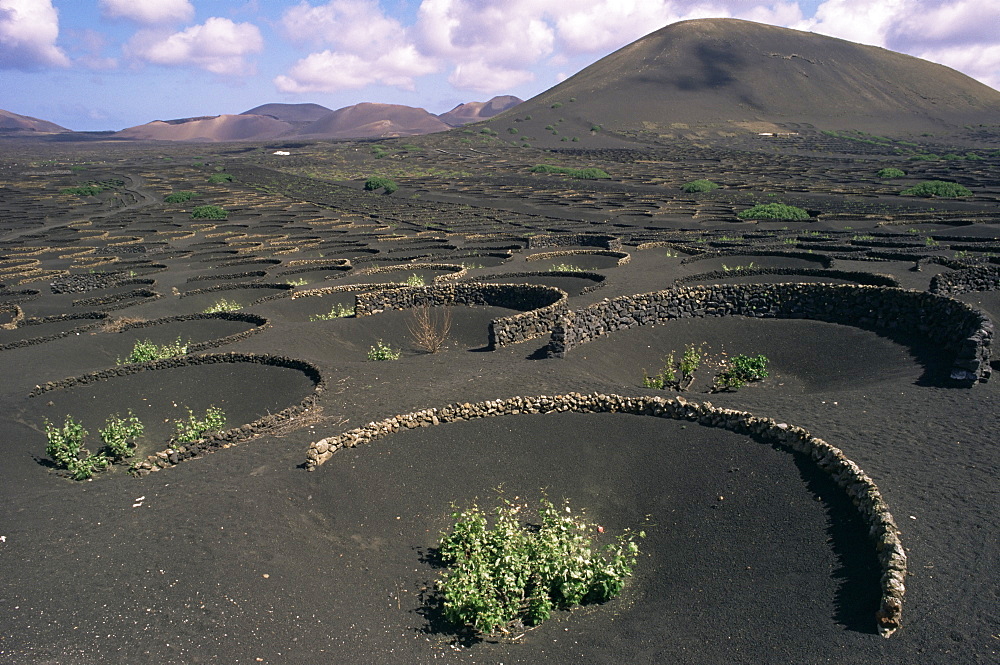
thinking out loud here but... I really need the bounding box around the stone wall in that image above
[929,264,1000,296]
[527,233,623,251]
[304,391,905,638]
[354,283,568,348]
[546,283,992,385]
[526,249,631,266]
[674,267,900,287]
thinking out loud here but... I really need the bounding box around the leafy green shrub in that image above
[876,168,906,179]
[364,176,398,194]
[900,181,972,198]
[164,191,196,203]
[507,127,518,134]
[191,205,228,219]
[172,406,226,444]
[99,412,144,461]
[117,337,189,364]
[550,263,583,272]
[591,124,602,132]
[367,339,401,361]
[285,277,309,286]
[437,495,643,636]
[736,203,810,221]
[372,146,389,159]
[713,354,770,392]
[208,173,234,184]
[908,153,939,161]
[642,344,702,390]
[530,165,611,179]
[309,303,355,320]
[45,416,109,480]
[681,179,720,193]
[403,273,426,286]
[550,102,563,108]
[203,298,242,313]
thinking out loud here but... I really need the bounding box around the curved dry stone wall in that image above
[29,353,325,473]
[356,262,468,283]
[680,249,834,268]
[304,391,905,638]
[547,283,992,385]
[526,249,631,266]
[674,267,900,287]
[527,233,622,251]
[354,283,569,348]
[929,264,1000,296]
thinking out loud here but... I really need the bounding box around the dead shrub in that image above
[408,304,452,353]
[100,316,146,333]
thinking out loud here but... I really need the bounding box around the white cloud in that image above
[448,60,536,92]
[99,0,194,25]
[125,17,263,75]
[276,0,440,93]
[68,28,117,70]
[0,0,70,69]
[275,44,437,93]
[912,43,1000,91]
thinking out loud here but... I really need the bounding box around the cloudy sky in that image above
[1,0,998,131]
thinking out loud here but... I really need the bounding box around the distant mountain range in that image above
[5,18,1000,143]
[0,95,522,142]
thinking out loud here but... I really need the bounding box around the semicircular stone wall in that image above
[546,283,992,385]
[304,392,906,638]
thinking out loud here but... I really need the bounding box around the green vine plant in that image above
[117,337,189,365]
[309,303,355,320]
[171,406,226,445]
[712,354,770,392]
[367,339,401,361]
[435,494,644,637]
[642,344,703,391]
[44,412,145,480]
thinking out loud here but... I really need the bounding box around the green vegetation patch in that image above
[117,337,189,365]
[364,176,398,194]
[900,181,972,198]
[530,164,611,180]
[437,495,643,636]
[164,191,197,203]
[680,179,720,193]
[191,205,228,219]
[737,203,810,221]
[208,173,234,184]
[876,168,906,179]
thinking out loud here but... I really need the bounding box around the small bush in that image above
[408,304,452,354]
[876,168,906,179]
[403,273,426,287]
[45,416,109,481]
[372,146,389,159]
[681,179,720,193]
[99,412,144,461]
[736,203,810,221]
[900,181,972,198]
[364,176,398,194]
[551,102,563,108]
[530,165,611,180]
[642,344,702,390]
[713,354,770,392]
[172,406,226,444]
[550,263,583,272]
[164,191,196,203]
[118,337,189,364]
[191,205,228,219]
[437,495,643,636]
[203,298,242,313]
[310,303,355,320]
[367,339,401,361]
[208,173,234,184]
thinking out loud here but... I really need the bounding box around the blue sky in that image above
[1,0,997,131]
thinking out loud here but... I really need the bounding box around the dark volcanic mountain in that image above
[438,95,523,126]
[299,103,451,139]
[509,18,1000,136]
[240,103,333,123]
[0,109,68,133]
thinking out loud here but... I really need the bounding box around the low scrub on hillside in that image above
[364,176,398,194]
[191,205,228,219]
[876,168,906,179]
[681,179,720,193]
[530,164,611,179]
[164,191,197,203]
[900,181,972,198]
[736,203,810,220]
